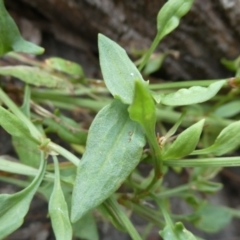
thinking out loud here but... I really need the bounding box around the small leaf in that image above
[71,100,145,222]
[45,57,84,77]
[0,153,46,239]
[49,156,72,240]
[160,222,197,240]
[157,0,194,39]
[214,100,240,118]
[193,180,223,194]
[193,120,240,156]
[143,53,167,75]
[0,106,36,141]
[0,0,44,56]
[192,203,233,233]
[163,119,205,160]
[98,34,145,104]
[139,0,194,70]
[72,212,99,240]
[161,81,225,106]
[0,66,71,89]
[128,80,156,133]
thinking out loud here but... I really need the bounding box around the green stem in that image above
[164,156,240,168]
[49,142,80,166]
[149,79,229,90]
[106,196,143,240]
[139,34,161,71]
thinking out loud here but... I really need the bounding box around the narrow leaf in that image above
[49,156,72,240]
[0,0,44,56]
[0,66,71,89]
[98,34,145,104]
[163,119,205,160]
[214,100,240,118]
[71,100,145,222]
[193,120,240,156]
[0,153,46,239]
[160,222,197,240]
[161,81,225,106]
[45,57,84,77]
[0,106,36,142]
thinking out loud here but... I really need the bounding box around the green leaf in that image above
[193,180,223,193]
[12,137,40,168]
[71,100,145,222]
[0,106,36,141]
[160,222,197,240]
[45,57,84,78]
[192,203,233,233]
[0,153,46,239]
[139,0,194,70]
[49,156,72,240]
[72,212,99,240]
[0,66,72,89]
[0,0,44,56]
[163,119,205,160]
[214,100,240,118]
[161,81,225,106]
[157,0,194,38]
[143,53,167,75]
[193,120,240,156]
[98,34,145,104]
[128,80,156,133]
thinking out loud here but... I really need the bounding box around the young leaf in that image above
[45,57,84,78]
[72,212,99,240]
[0,153,46,239]
[98,34,145,104]
[0,66,71,89]
[160,222,197,240]
[139,0,194,70]
[0,0,44,56]
[49,156,72,240]
[0,106,37,142]
[161,81,225,106]
[71,100,145,222]
[163,119,205,160]
[214,100,240,118]
[128,80,156,133]
[192,120,240,156]
[192,203,233,233]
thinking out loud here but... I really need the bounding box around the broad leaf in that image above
[49,156,72,240]
[0,106,36,142]
[0,66,71,89]
[163,119,205,160]
[71,100,145,222]
[0,0,44,56]
[192,203,233,233]
[128,80,156,133]
[0,153,46,239]
[98,34,145,104]
[161,81,225,106]
[192,120,240,156]
[160,222,197,240]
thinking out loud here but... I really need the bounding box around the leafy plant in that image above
[0,0,240,239]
